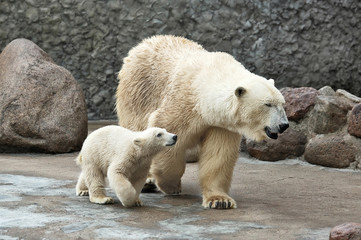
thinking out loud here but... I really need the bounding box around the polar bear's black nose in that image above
[173,135,178,142]
[279,123,289,133]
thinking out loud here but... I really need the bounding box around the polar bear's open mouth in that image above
[265,127,278,139]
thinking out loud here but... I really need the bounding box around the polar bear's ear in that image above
[269,79,275,85]
[235,87,246,97]
[134,138,145,147]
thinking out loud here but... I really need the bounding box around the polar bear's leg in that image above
[147,108,186,194]
[84,167,113,204]
[76,171,89,196]
[150,149,185,195]
[198,127,241,209]
[108,164,139,207]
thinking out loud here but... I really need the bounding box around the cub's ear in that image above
[235,87,246,97]
[269,79,275,85]
[133,138,145,147]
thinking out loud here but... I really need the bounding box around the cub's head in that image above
[231,77,289,141]
[133,127,177,151]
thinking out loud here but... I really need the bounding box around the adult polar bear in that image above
[116,35,289,209]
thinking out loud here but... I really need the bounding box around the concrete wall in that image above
[1,0,360,119]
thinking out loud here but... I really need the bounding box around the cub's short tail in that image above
[75,153,82,166]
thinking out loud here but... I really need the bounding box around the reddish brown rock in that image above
[329,222,361,240]
[246,129,307,161]
[348,104,361,138]
[0,39,88,153]
[304,135,355,168]
[280,87,318,121]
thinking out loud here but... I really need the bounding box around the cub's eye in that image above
[156,133,162,137]
[265,103,272,107]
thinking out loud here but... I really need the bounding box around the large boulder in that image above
[246,128,307,161]
[309,87,354,134]
[304,134,356,168]
[0,39,88,153]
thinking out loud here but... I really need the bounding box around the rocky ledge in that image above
[245,86,361,169]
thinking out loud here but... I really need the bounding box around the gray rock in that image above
[25,7,39,23]
[348,104,361,138]
[304,135,356,168]
[0,39,88,153]
[336,89,361,105]
[309,90,353,134]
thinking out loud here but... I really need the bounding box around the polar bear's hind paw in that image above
[76,190,89,196]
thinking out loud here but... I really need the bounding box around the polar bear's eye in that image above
[265,103,272,107]
[157,133,163,137]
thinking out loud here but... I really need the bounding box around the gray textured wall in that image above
[1,0,360,119]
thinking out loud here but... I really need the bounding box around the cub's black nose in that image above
[173,135,178,141]
[279,123,289,133]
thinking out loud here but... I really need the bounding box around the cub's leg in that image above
[84,166,113,204]
[108,163,139,207]
[198,127,241,209]
[76,171,89,196]
[132,175,150,206]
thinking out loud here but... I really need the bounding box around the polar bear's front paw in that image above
[90,196,114,205]
[203,195,237,209]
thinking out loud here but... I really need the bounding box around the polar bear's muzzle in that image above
[264,123,289,140]
[166,135,178,146]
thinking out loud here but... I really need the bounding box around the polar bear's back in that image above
[116,35,205,131]
[79,126,135,171]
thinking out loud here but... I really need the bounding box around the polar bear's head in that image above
[196,55,289,142]
[231,77,289,141]
[133,127,177,151]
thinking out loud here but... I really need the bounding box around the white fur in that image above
[75,126,176,207]
[115,35,288,209]
[190,51,287,141]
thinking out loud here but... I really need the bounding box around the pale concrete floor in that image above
[0,122,360,240]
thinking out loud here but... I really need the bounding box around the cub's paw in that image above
[76,190,89,196]
[122,199,142,208]
[203,195,237,209]
[90,196,114,205]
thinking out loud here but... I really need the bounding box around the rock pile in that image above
[245,86,361,169]
[0,39,88,153]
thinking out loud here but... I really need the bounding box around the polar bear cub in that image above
[75,126,177,207]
